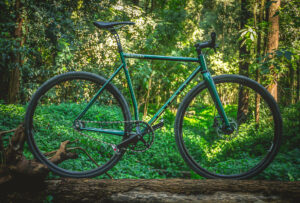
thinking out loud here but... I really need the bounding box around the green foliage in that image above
[239,25,257,49]
[0,0,299,180]
[1,102,299,180]
[0,103,25,131]
[281,102,300,150]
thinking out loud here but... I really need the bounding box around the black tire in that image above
[25,72,131,178]
[175,74,282,179]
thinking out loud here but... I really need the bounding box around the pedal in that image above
[152,119,164,131]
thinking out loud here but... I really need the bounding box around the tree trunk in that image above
[266,0,280,101]
[150,0,156,12]
[6,0,24,104]
[288,64,295,104]
[255,0,265,123]
[296,59,300,102]
[0,124,91,185]
[237,0,251,123]
[1,179,299,202]
[144,0,150,12]
[143,74,153,118]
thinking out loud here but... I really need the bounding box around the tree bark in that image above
[6,0,24,104]
[150,0,156,12]
[255,0,265,123]
[266,0,280,101]
[143,74,153,118]
[237,0,251,123]
[0,124,78,185]
[1,179,299,202]
[288,63,295,104]
[296,59,300,102]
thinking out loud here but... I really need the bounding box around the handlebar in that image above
[195,32,217,53]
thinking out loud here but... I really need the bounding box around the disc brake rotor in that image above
[214,117,238,139]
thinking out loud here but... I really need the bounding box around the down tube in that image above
[148,65,202,125]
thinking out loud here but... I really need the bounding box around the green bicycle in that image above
[25,21,282,179]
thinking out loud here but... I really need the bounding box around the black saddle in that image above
[93,21,135,30]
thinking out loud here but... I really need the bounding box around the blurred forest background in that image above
[0,0,299,180]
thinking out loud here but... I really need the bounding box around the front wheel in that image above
[175,74,282,179]
[25,72,131,178]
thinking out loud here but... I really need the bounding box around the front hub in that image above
[214,117,238,137]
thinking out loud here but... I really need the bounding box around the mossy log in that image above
[1,179,299,202]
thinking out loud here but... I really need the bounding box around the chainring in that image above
[127,121,154,152]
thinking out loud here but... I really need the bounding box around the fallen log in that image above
[1,179,299,202]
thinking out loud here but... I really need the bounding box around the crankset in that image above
[119,120,155,152]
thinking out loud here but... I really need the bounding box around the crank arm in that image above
[116,133,139,149]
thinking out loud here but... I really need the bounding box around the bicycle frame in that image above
[123,53,200,124]
[75,51,231,136]
[75,29,231,137]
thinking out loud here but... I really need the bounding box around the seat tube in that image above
[198,54,231,128]
[112,29,139,121]
[121,52,139,121]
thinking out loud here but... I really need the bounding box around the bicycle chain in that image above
[74,120,154,153]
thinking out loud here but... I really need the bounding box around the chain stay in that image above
[74,120,154,153]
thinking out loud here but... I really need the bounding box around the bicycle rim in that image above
[175,75,281,179]
[25,72,131,178]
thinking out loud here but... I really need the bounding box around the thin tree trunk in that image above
[255,0,265,123]
[150,0,156,12]
[156,82,161,108]
[237,0,251,123]
[266,0,280,101]
[289,64,295,104]
[144,0,150,12]
[7,0,23,104]
[143,74,153,118]
[296,60,300,102]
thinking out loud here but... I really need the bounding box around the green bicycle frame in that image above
[75,50,231,136]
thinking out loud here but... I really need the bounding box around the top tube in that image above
[123,53,199,63]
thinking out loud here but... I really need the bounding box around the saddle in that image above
[93,21,135,30]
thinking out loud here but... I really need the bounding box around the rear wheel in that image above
[175,75,282,179]
[25,72,131,178]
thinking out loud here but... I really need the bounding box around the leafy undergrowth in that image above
[0,101,299,181]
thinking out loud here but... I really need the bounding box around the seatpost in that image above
[110,29,123,53]
[110,29,127,65]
